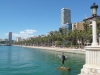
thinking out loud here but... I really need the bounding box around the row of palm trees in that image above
[14,20,100,48]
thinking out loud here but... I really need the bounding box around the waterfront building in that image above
[72,22,84,30]
[8,32,12,44]
[16,37,22,42]
[0,39,3,41]
[61,8,71,25]
[61,8,72,33]
[4,38,8,43]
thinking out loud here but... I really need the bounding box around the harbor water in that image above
[0,46,85,75]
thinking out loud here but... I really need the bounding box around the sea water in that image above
[0,46,85,75]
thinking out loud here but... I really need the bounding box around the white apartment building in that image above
[16,37,22,42]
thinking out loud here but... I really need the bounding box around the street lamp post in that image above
[91,3,98,16]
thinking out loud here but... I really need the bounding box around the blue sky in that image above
[0,0,100,40]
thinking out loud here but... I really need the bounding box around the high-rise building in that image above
[8,32,12,44]
[61,8,71,25]
[61,8,72,30]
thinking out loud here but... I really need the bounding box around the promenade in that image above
[20,45,86,54]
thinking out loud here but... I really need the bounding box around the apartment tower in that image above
[61,8,72,30]
[8,32,12,44]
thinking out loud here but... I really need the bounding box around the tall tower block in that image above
[8,32,12,44]
[61,8,71,26]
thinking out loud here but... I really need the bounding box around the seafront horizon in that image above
[14,45,86,54]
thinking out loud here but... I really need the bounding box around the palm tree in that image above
[77,30,84,48]
[67,30,75,47]
[96,19,100,35]
[83,21,89,32]
[59,27,63,34]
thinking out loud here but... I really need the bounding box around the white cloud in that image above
[5,29,37,39]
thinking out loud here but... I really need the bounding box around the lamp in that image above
[90,3,98,16]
